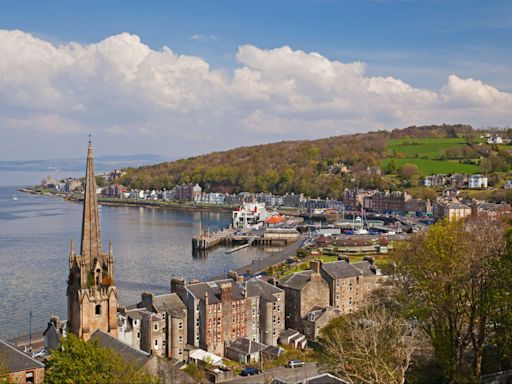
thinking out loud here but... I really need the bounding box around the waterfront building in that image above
[67,140,118,341]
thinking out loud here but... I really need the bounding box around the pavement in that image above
[228,362,318,383]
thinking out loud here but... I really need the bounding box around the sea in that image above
[0,183,270,340]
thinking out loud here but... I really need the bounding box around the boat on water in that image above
[12,195,18,201]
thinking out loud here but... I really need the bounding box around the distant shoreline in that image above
[17,187,235,213]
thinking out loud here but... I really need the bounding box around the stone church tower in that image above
[67,140,118,341]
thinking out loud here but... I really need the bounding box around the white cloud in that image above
[190,34,217,42]
[0,29,511,159]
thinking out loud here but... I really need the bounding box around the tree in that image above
[397,163,419,184]
[318,305,420,384]
[45,334,158,384]
[395,218,508,382]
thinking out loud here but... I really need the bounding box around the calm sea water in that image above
[0,185,269,339]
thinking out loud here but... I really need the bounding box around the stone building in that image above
[314,259,381,314]
[433,199,472,221]
[277,270,330,334]
[279,259,382,339]
[139,310,165,357]
[0,339,45,384]
[67,140,118,341]
[244,279,285,346]
[172,278,250,357]
[138,292,187,361]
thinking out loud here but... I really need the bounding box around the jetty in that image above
[192,227,236,250]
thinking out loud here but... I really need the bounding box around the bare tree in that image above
[319,305,421,384]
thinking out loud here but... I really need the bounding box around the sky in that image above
[0,0,511,160]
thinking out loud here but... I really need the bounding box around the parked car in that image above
[287,360,305,368]
[240,367,262,376]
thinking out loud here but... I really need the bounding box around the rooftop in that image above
[245,279,283,302]
[91,329,152,367]
[322,260,362,279]
[186,279,245,304]
[278,270,314,290]
[0,339,45,373]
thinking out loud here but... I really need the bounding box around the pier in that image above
[192,227,236,250]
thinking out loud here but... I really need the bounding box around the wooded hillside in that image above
[120,124,484,198]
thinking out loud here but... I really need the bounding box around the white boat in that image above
[12,195,18,201]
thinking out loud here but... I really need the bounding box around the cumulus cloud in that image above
[0,29,511,159]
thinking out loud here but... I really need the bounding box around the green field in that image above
[387,138,468,159]
[381,158,480,176]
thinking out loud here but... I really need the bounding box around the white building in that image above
[468,174,488,189]
[232,202,269,229]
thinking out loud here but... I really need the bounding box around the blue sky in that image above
[3,0,510,90]
[0,0,511,159]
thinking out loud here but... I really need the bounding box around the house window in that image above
[137,332,140,339]
[25,371,34,383]
[154,339,158,348]
[95,304,101,316]
[154,323,158,331]
[178,321,183,329]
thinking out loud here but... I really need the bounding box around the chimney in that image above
[227,270,242,283]
[268,277,277,286]
[338,255,350,263]
[141,291,154,309]
[220,282,232,302]
[171,277,186,294]
[363,255,375,265]
[50,315,59,327]
[309,260,323,274]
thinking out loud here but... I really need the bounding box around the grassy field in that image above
[387,138,468,159]
[381,158,480,176]
[384,137,481,176]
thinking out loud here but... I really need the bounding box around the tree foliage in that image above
[45,334,158,384]
[395,218,510,383]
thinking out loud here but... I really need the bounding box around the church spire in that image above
[80,137,102,262]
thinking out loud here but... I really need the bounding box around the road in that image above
[233,237,305,276]
[228,362,318,383]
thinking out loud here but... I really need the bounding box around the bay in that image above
[0,185,269,339]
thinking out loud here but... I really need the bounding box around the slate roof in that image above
[91,329,151,367]
[245,279,283,302]
[152,293,187,318]
[126,308,145,321]
[322,260,362,279]
[186,279,245,304]
[278,270,313,290]
[0,339,45,373]
[279,329,300,340]
[352,261,379,277]
[227,337,267,355]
